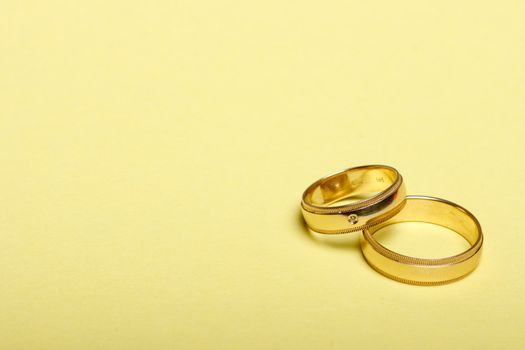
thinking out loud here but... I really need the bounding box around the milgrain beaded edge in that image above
[306,200,406,234]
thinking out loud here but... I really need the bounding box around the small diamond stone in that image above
[347,214,358,224]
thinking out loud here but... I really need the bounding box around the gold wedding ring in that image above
[361,196,483,285]
[301,165,406,234]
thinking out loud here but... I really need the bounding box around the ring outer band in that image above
[360,195,483,285]
[301,165,406,234]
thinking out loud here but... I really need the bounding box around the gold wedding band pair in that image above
[301,165,483,285]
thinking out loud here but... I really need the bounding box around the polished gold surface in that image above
[301,165,406,233]
[361,196,483,285]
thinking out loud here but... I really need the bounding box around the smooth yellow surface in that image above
[1,1,524,349]
[373,222,471,258]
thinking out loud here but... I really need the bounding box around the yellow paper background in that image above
[1,1,524,349]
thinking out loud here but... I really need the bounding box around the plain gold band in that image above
[301,165,406,234]
[361,195,483,285]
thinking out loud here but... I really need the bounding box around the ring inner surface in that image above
[368,198,479,245]
[306,167,396,207]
